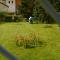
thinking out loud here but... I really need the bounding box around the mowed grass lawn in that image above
[0,22,60,60]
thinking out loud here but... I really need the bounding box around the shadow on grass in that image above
[0,46,18,60]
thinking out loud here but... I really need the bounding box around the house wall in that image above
[0,0,21,13]
[0,3,8,12]
[0,0,6,4]
[6,0,16,13]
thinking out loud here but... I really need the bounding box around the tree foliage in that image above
[49,0,60,12]
[18,0,60,23]
[18,0,34,18]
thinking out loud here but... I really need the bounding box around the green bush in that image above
[0,12,6,17]
[14,15,27,22]
[0,12,6,22]
[5,17,12,22]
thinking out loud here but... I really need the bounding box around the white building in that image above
[0,2,8,12]
[0,0,16,13]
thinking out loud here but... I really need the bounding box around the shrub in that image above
[14,15,27,22]
[0,12,6,22]
[0,12,6,17]
[5,16,12,22]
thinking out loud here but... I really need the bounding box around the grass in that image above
[0,22,60,60]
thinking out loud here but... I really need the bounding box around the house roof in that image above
[0,2,9,8]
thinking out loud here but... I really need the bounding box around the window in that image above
[9,1,10,3]
[12,1,13,4]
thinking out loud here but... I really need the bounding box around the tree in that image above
[49,0,60,12]
[32,0,60,23]
[18,0,60,23]
[18,0,34,18]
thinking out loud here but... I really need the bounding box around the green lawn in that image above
[0,22,60,60]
